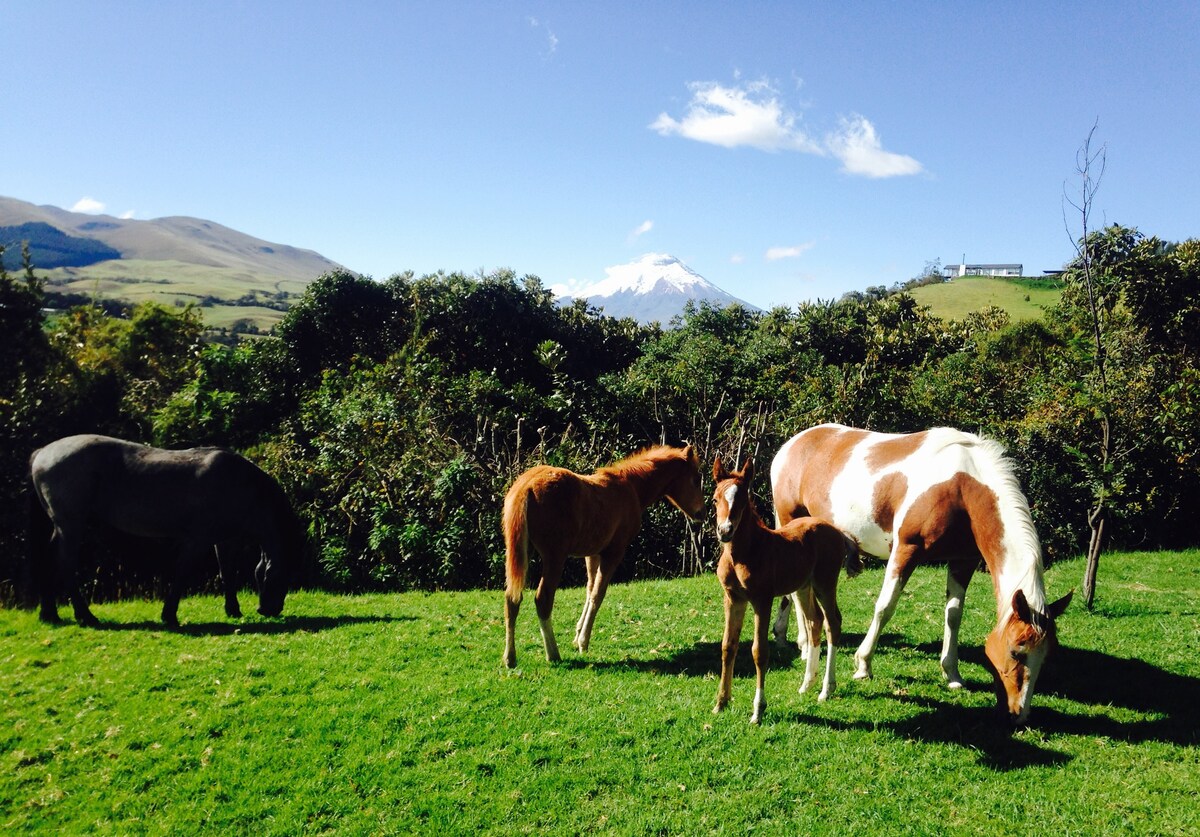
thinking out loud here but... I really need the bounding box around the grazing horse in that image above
[770,423,1072,725]
[502,444,705,668]
[711,456,861,724]
[29,434,301,627]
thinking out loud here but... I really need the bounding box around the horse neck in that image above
[615,458,680,507]
[727,497,771,563]
[965,464,1047,619]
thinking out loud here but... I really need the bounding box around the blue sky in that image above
[6,2,1199,310]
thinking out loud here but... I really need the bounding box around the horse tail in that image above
[503,485,530,606]
[841,532,863,579]
[26,470,54,610]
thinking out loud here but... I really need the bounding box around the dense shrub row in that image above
[3,224,1199,600]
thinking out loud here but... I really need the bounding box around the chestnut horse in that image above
[712,456,861,724]
[770,423,1072,725]
[502,444,704,668]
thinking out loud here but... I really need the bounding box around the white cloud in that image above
[650,80,822,154]
[826,115,923,178]
[729,253,745,264]
[652,80,924,178]
[119,209,136,219]
[529,17,558,57]
[629,219,653,241]
[71,197,106,214]
[765,242,816,261]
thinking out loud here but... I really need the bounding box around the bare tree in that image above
[1063,121,1108,609]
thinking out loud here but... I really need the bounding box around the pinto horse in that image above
[711,456,861,724]
[770,423,1072,725]
[502,444,705,668]
[29,434,301,627]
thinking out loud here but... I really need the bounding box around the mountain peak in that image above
[560,253,756,324]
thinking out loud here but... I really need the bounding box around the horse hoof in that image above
[749,714,762,725]
[818,690,831,702]
[947,680,964,690]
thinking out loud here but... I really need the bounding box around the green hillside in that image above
[41,259,301,332]
[907,275,1063,321]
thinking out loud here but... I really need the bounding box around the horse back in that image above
[507,465,640,556]
[31,435,282,544]
[773,424,1016,565]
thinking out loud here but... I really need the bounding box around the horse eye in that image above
[1010,650,1027,663]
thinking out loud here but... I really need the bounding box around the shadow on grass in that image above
[91,613,415,636]
[574,632,1199,769]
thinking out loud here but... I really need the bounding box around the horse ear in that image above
[741,458,754,484]
[713,457,725,482]
[683,444,696,463]
[1047,589,1073,619]
[1011,589,1033,624]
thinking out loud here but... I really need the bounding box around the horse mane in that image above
[957,432,1046,615]
[596,445,687,480]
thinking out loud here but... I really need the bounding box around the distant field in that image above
[908,275,1063,322]
[41,259,310,331]
[201,304,287,331]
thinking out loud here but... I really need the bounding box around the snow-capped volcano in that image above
[560,253,756,324]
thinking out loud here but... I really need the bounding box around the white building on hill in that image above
[942,260,1023,279]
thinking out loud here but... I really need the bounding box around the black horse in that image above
[29,434,302,627]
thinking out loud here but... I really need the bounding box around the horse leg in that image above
[713,593,747,715]
[772,595,791,647]
[38,528,63,624]
[941,561,976,689]
[58,530,98,628]
[503,592,521,669]
[814,583,843,702]
[854,544,917,680]
[749,598,773,724]
[534,553,567,662]
[215,543,242,618]
[574,555,600,651]
[772,594,807,655]
[795,587,823,696]
[575,549,623,654]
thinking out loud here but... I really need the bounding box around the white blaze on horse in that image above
[770,423,1072,726]
[502,444,705,668]
[711,456,861,724]
[29,434,301,627]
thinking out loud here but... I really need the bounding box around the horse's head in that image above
[664,444,705,520]
[712,456,753,543]
[255,504,303,618]
[985,588,1073,726]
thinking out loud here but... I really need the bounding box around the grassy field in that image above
[2,551,1196,834]
[41,259,307,331]
[908,275,1063,322]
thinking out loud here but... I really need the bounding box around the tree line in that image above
[3,223,1199,603]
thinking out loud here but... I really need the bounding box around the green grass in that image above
[42,259,306,330]
[909,275,1063,322]
[2,551,1197,834]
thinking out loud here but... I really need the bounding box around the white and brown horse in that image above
[712,456,861,724]
[770,423,1072,726]
[502,445,705,668]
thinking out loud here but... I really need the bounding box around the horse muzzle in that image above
[716,523,734,543]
